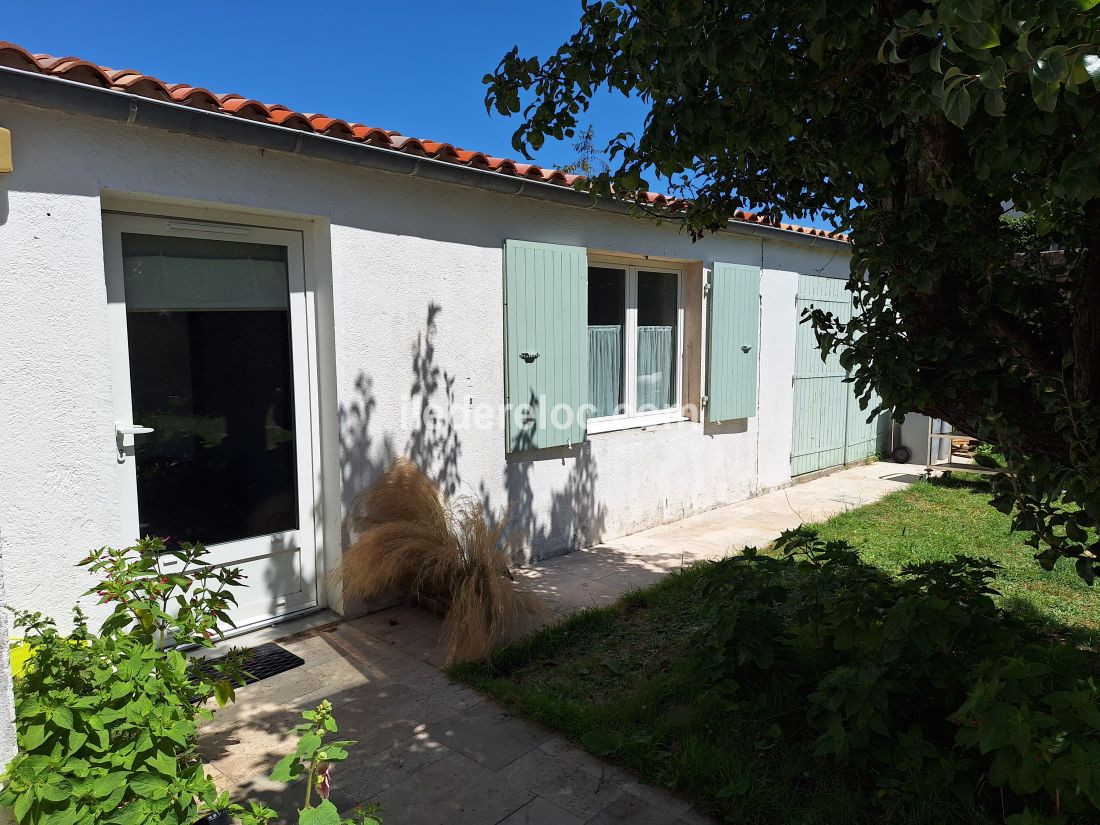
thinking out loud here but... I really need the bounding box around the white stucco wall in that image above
[0,538,16,776]
[0,101,851,628]
[758,269,800,490]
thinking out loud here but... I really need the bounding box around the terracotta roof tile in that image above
[166,84,222,111]
[0,41,848,242]
[216,95,270,121]
[265,107,311,130]
[0,42,36,71]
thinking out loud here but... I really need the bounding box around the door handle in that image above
[116,424,155,436]
[116,422,155,461]
[741,345,753,353]
[520,352,540,363]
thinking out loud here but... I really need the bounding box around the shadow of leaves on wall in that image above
[339,304,606,567]
[337,373,396,549]
[501,405,607,563]
[406,303,461,498]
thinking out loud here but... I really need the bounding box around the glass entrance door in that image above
[103,214,318,630]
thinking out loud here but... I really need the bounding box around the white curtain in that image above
[637,325,674,411]
[588,325,622,418]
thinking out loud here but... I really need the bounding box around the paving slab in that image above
[536,736,695,819]
[365,751,534,825]
[497,796,585,825]
[588,792,698,824]
[337,731,453,805]
[424,701,552,771]
[513,566,623,617]
[200,462,916,825]
[496,748,625,820]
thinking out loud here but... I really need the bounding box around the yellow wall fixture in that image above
[0,127,12,173]
[10,640,31,678]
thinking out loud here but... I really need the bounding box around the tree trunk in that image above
[1073,199,1100,409]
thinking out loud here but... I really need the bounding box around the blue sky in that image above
[4,1,832,229]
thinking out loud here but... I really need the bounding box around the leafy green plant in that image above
[82,538,249,702]
[231,701,382,825]
[0,538,249,824]
[973,442,1007,469]
[687,528,1100,820]
[84,538,242,649]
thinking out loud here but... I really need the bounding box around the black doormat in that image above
[195,642,305,689]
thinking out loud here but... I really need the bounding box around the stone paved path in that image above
[200,462,920,824]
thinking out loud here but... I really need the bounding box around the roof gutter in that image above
[0,66,847,249]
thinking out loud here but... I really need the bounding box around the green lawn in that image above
[813,476,1100,641]
[452,478,1100,824]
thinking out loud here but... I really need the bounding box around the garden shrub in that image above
[690,527,1100,821]
[0,539,251,825]
[2,539,390,825]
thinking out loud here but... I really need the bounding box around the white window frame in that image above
[586,257,686,435]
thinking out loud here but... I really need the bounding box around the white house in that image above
[0,40,881,663]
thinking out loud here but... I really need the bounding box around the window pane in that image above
[122,233,298,547]
[588,267,626,418]
[636,271,678,411]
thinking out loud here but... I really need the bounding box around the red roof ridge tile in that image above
[0,40,848,242]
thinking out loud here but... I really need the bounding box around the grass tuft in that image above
[339,458,545,663]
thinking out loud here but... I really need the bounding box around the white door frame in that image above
[102,212,322,631]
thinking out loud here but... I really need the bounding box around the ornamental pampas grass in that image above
[339,458,544,663]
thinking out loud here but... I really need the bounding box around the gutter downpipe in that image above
[0,66,847,249]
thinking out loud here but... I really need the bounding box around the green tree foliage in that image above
[484,0,1100,580]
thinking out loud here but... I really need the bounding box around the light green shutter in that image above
[791,274,850,474]
[705,262,760,422]
[791,273,889,475]
[503,240,588,452]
